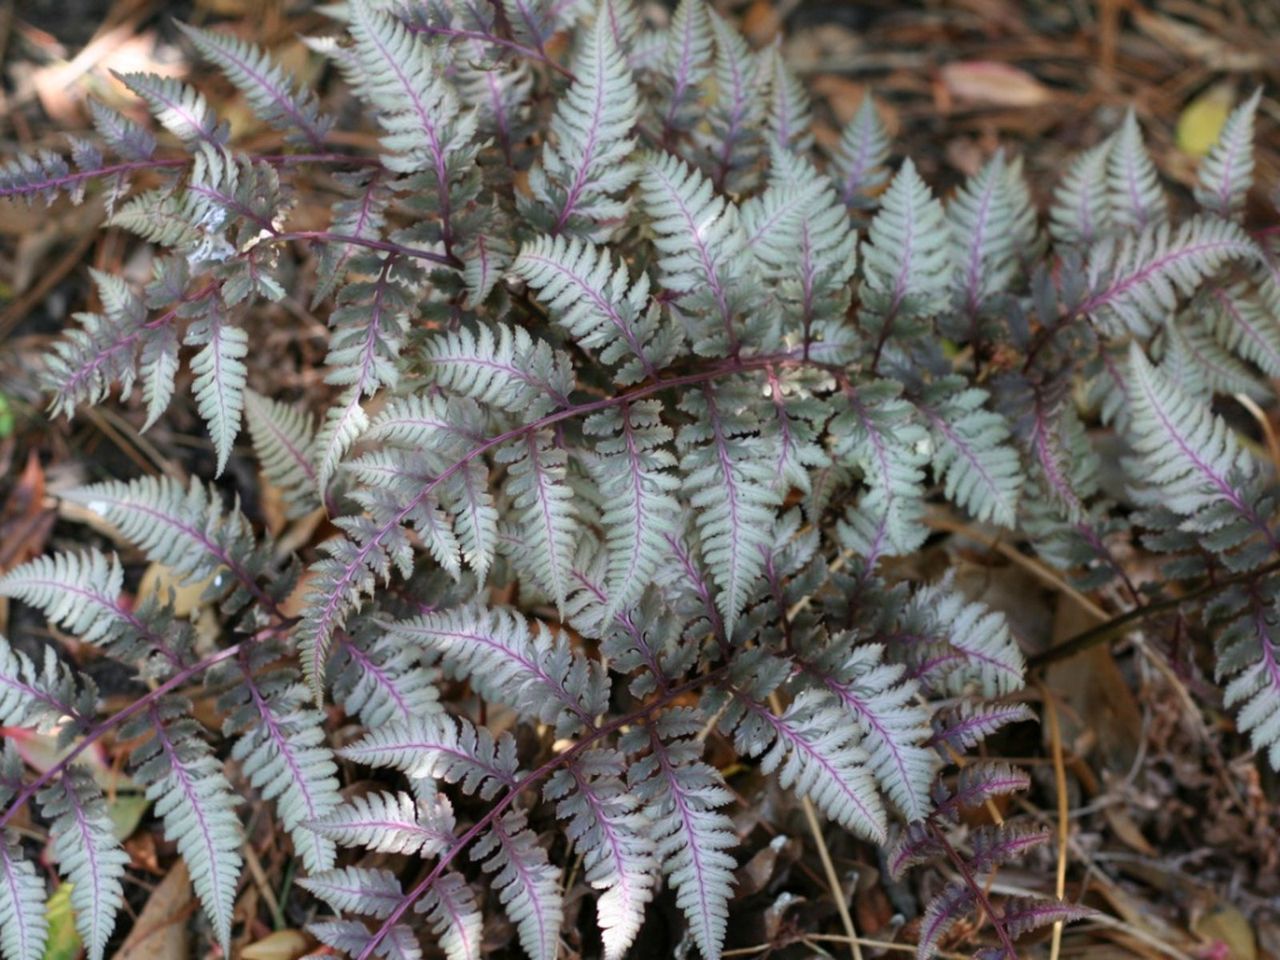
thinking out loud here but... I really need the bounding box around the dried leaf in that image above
[110,861,191,960]
[940,61,1052,108]
[243,929,311,960]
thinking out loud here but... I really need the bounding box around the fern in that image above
[472,811,564,960]
[218,647,342,873]
[10,5,1278,958]
[1125,343,1264,533]
[177,22,331,148]
[123,703,244,951]
[831,93,891,211]
[0,634,93,734]
[37,769,130,960]
[386,605,608,736]
[0,834,46,960]
[860,158,951,355]
[625,712,738,960]
[526,3,639,238]
[640,151,747,354]
[514,235,671,383]
[1082,216,1257,336]
[346,0,475,179]
[545,750,656,959]
[795,639,937,821]
[1107,108,1167,232]
[244,389,323,517]
[678,383,782,635]
[1196,88,1263,219]
[186,300,248,475]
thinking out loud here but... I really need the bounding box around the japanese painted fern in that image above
[0,3,1277,959]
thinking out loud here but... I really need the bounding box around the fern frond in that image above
[626,711,737,960]
[501,0,556,49]
[329,627,443,727]
[115,72,227,147]
[0,834,46,960]
[1206,282,1280,378]
[45,268,149,418]
[1125,343,1268,534]
[1195,88,1261,219]
[498,430,581,613]
[917,883,973,960]
[678,384,782,636]
[744,162,856,342]
[88,98,156,160]
[62,476,266,606]
[832,93,890,211]
[948,151,1021,317]
[1107,108,1167,232]
[545,749,656,959]
[0,634,94,732]
[0,549,184,675]
[860,159,951,338]
[1049,139,1112,245]
[929,702,1036,753]
[997,898,1095,942]
[528,4,639,237]
[347,0,476,176]
[324,263,413,396]
[937,762,1032,819]
[244,390,322,518]
[698,9,764,193]
[309,788,456,857]
[796,640,937,821]
[416,869,483,960]
[310,920,425,960]
[301,865,406,918]
[185,301,247,476]
[387,604,608,736]
[831,382,930,563]
[1164,313,1267,400]
[471,810,564,960]
[1082,216,1257,336]
[722,686,887,841]
[219,650,342,873]
[514,235,672,383]
[659,0,713,137]
[915,582,1025,697]
[640,151,745,353]
[584,402,681,619]
[339,713,520,799]
[315,389,372,497]
[424,322,574,416]
[124,704,243,951]
[1218,592,1280,768]
[969,821,1050,874]
[918,384,1023,527]
[177,22,331,148]
[764,44,812,155]
[37,768,129,960]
